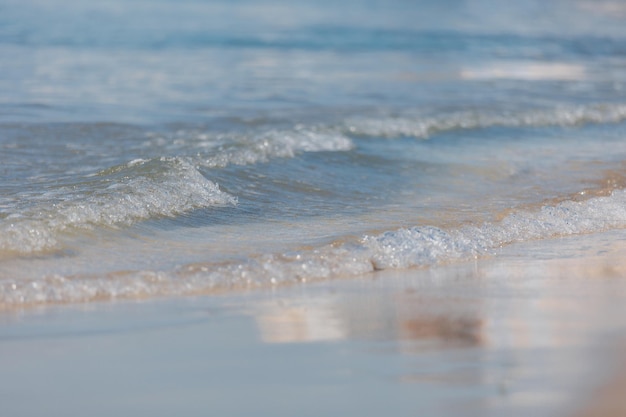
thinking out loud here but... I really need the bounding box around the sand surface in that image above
[2,229,626,416]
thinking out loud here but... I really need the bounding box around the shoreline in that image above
[2,229,626,415]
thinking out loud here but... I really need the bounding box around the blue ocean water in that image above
[2,0,626,306]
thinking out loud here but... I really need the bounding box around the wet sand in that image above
[2,229,626,416]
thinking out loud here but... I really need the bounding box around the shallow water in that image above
[2,0,626,307]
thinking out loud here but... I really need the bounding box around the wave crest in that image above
[344,103,626,139]
[0,157,236,254]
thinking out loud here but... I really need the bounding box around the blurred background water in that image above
[2,0,626,306]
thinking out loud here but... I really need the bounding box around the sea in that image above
[2,0,626,307]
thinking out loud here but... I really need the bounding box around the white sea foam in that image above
[193,126,354,168]
[4,189,626,306]
[140,125,354,168]
[344,103,626,138]
[364,189,626,269]
[0,157,236,254]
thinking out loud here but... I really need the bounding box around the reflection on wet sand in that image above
[572,344,626,417]
[254,291,485,349]
[399,313,483,348]
[252,229,626,415]
[255,298,344,344]
[253,238,626,350]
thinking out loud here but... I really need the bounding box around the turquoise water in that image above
[2,0,626,306]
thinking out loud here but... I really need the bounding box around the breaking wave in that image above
[0,157,236,254]
[0,125,355,256]
[4,188,626,307]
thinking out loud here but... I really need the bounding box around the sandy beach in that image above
[2,229,626,417]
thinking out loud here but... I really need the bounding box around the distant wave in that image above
[143,103,626,158]
[5,188,626,307]
[191,126,354,168]
[343,103,626,139]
